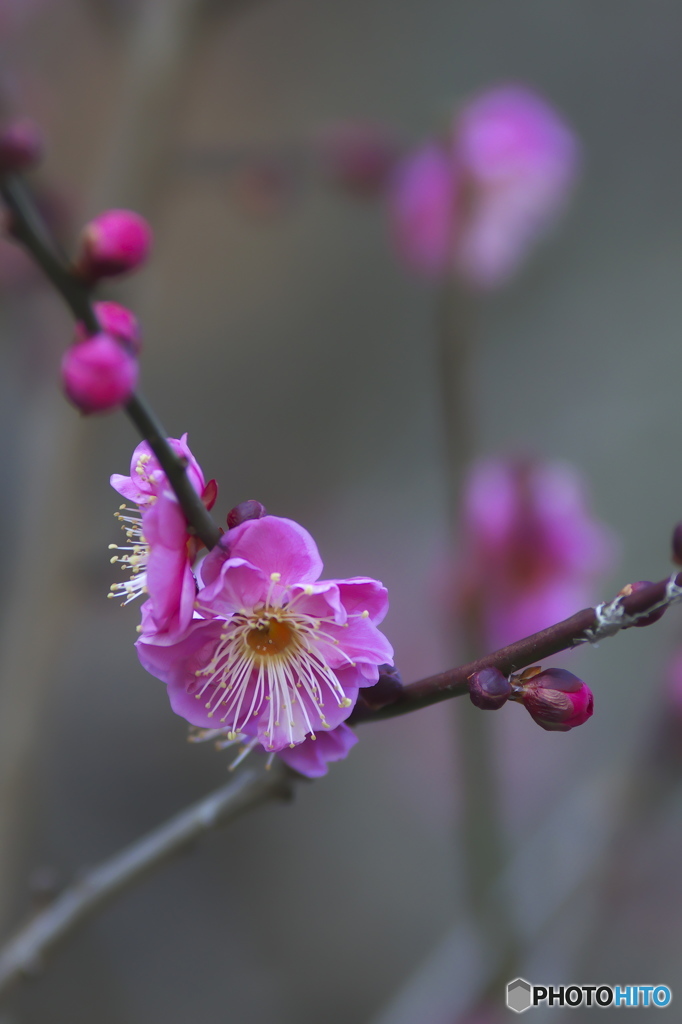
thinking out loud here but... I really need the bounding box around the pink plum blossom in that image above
[387,84,579,288]
[136,515,393,754]
[109,435,215,639]
[454,457,617,651]
[110,434,206,509]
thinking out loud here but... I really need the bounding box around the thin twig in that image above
[0,763,294,1001]
[352,571,682,722]
[0,171,222,550]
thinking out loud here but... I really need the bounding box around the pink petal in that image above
[225,515,323,585]
[278,723,358,777]
[197,558,269,617]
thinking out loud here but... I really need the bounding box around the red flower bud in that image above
[0,118,44,173]
[617,581,666,627]
[62,334,138,413]
[75,301,141,354]
[75,209,152,281]
[227,500,268,529]
[468,666,511,710]
[512,667,593,732]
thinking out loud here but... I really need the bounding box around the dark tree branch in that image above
[0,172,222,550]
[351,572,682,722]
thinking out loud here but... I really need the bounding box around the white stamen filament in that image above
[107,506,149,605]
[192,590,363,750]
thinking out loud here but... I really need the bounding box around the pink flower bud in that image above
[61,333,138,414]
[75,301,141,354]
[618,581,666,627]
[512,666,593,732]
[227,499,268,529]
[75,209,152,281]
[316,120,399,197]
[468,666,511,710]
[0,118,44,173]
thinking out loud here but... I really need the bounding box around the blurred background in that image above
[1,1,682,1020]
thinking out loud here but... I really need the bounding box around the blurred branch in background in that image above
[0,762,294,1000]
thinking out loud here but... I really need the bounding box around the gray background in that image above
[2,1,682,1021]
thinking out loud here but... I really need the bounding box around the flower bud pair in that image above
[468,665,593,732]
[62,301,142,414]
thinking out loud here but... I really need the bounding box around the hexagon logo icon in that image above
[507,978,532,1013]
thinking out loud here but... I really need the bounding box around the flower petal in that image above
[278,723,358,777]
[197,558,269,617]
[225,515,323,585]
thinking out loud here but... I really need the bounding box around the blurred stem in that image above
[0,763,294,1001]
[436,279,475,511]
[565,710,682,998]
[436,276,520,994]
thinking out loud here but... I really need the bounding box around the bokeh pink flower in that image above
[387,84,579,288]
[453,456,617,650]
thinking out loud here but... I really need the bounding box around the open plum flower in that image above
[137,515,393,754]
[109,434,216,639]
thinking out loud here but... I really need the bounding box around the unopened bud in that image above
[75,301,141,354]
[618,581,666,627]
[511,667,593,732]
[75,209,152,281]
[316,120,398,197]
[672,522,682,566]
[61,333,138,413]
[0,118,44,173]
[468,666,511,710]
[227,499,268,529]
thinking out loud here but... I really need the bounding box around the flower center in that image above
[246,617,293,656]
